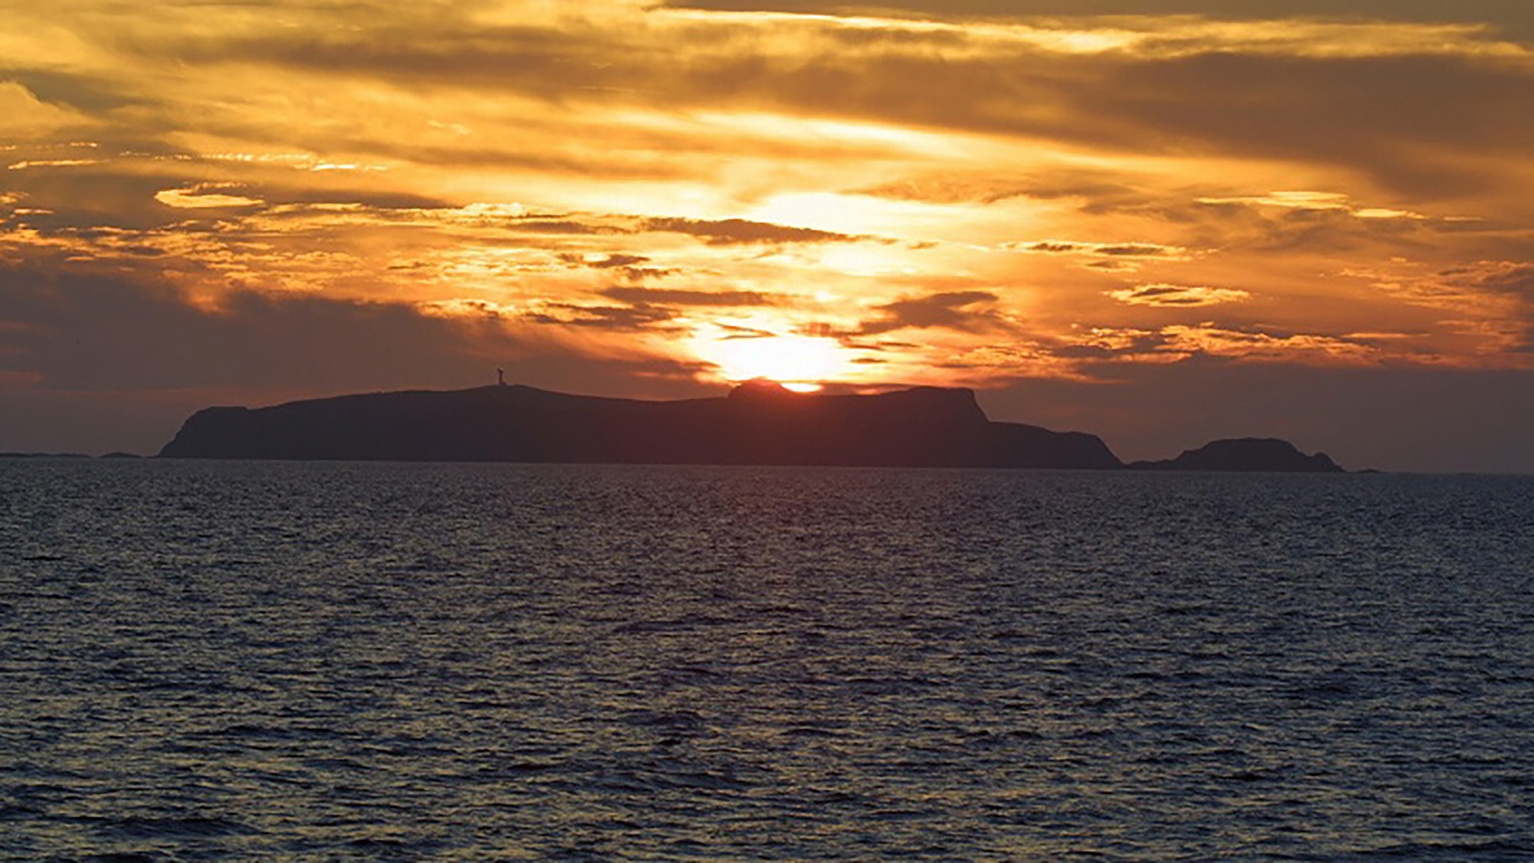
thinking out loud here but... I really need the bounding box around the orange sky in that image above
[2,1,1532,469]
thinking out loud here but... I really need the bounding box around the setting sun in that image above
[690,332,852,388]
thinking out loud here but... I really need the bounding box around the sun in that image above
[690,332,852,390]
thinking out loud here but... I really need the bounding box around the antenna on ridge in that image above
[497,367,506,386]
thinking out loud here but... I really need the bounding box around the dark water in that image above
[3,460,1533,860]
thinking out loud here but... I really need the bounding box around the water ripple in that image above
[2,461,1533,859]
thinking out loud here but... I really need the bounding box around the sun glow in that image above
[690,331,853,388]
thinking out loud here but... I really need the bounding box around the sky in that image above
[2,1,1532,471]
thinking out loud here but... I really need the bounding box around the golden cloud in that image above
[0,0,1530,399]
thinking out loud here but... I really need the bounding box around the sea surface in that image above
[2,459,1533,861]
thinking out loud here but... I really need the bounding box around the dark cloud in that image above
[793,321,846,340]
[1017,240,1181,256]
[643,217,854,245]
[1097,244,1174,256]
[0,67,141,113]
[1053,341,1154,360]
[860,290,1005,335]
[1108,284,1250,307]
[625,268,675,282]
[717,323,778,338]
[524,303,681,331]
[578,253,651,269]
[1437,261,1534,351]
[558,253,678,283]
[1450,261,1534,299]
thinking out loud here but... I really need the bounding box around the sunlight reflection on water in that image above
[3,460,1533,859]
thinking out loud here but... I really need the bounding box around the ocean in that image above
[3,459,1532,860]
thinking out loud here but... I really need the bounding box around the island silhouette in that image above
[157,380,1344,471]
[1129,438,1343,472]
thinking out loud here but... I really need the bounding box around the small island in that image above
[1129,438,1344,473]
[157,381,1346,472]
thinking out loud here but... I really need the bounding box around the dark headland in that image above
[157,381,1343,471]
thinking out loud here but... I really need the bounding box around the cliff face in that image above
[1129,438,1344,472]
[157,382,1124,469]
